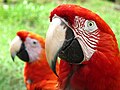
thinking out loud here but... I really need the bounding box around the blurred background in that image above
[0,0,120,90]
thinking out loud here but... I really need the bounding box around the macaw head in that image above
[10,30,45,62]
[45,4,119,75]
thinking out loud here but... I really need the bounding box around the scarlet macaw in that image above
[10,30,58,90]
[45,4,120,90]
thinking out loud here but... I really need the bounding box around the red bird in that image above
[10,31,58,90]
[45,4,120,90]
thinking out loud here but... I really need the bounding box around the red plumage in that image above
[24,54,58,90]
[50,4,120,90]
[15,31,59,90]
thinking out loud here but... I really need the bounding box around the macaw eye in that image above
[25,37,40,50]
[31,39,38,47]
[32,40,37,45]
[87,21,94,27]
[33,41,37,44]
[84,20,98,32]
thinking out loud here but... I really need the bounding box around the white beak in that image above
[10,36,22,61]
[45,17,67,75]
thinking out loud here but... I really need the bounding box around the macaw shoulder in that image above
[59,50,120,90]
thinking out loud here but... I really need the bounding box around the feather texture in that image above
[49,4,120,90]
[16,31,59,90]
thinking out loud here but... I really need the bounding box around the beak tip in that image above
[11,55,15,62]
[51,60,59,77]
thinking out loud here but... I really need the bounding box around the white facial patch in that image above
[24,37,42,62]
[72,16,100,61]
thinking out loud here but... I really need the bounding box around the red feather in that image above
[50,4,118,49]
[17,31,59,90]
[50,4,120,90]
[24,49,58,90]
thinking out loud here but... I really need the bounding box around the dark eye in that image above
[84,20,98,32]
[87,21,94,27]
[33,41,37,44]
[32,40,38,46]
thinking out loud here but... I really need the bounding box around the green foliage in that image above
[0,2,57,90]
[0,0,120,90]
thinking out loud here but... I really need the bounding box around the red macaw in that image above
[45,4,120,90]
[10,30,59,90]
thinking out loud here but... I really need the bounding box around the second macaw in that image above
[10,30,59,90]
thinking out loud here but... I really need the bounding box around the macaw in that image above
[45,4,120,90]
[10,30,58,90]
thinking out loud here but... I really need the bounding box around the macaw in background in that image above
[10,30,59,90]
[45,4,120,90]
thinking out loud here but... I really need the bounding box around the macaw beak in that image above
[45,17,66,76]
[45,16,84,76]
[10,36,29,62]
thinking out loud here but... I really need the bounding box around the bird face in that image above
[46,14,99,75]
[10,31,44,62]
[45,4,115,75]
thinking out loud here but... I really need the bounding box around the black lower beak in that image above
[16,43,29,62]
[59,38,84,64]
[58,27,84,64]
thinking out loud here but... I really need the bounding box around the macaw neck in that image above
[59,32,120,89]
[97,32,119,57]
[59,52,120,90]
[24,60,49,83]
[23,51,57,84]
[59,60,82,89]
